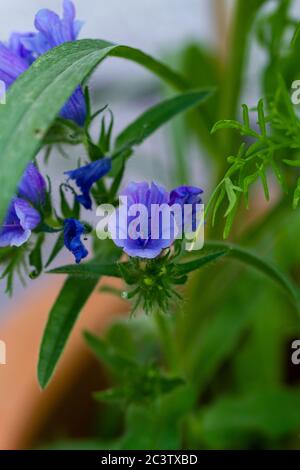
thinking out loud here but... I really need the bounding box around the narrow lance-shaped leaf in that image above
[203,241,300,309]
[37,276,100,389]
[114,89,213,153]
[0,39,189,224]
[175,251,227,276]
[38,241,122,389]
[48,262,125,278]
[111,89,214,175]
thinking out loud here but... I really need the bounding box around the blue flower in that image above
[0,198,41,247]
[65,158,112,210]
[18,162,47,206]
[63,218,88,264]
[0,0,86,125]
[0,41,29,86]
[169,185,203,232]
[0,163,46,247]
[110,182,175,259]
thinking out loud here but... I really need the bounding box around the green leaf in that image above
[293,177,300,210]
[175,251,227,276]
[84,331,136,373]
[118,386,195,450]
[283,159,300,167]
[48,261,124,278]
[258,164,270,201]
[0,39,188,224]
[211,120,258,138]
[38,240,121,389]
[37,276,99,389]
[180,238,300,310]
[44,233,65,269]
[242,104,250,127]
[183,292,260,393]
[29,233,44,279]
[224,178,242,217]
[59,185,80,219]
[199,388,300,448]
[257,98,267,137]
[114,89,213,153]
[205,241,300,309]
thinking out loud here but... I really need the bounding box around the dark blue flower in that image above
[169,185,203,232]
[110,181,175,259]
[0,163,46,247]
[63,218,88,263]
[0,0,86,125]
[65,158,112,210]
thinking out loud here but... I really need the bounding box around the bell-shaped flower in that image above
[65,158,112,210]
[63,218,88,264]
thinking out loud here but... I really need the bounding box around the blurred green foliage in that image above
[41,0,300,450]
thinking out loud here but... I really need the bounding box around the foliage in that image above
[2,0,300,451]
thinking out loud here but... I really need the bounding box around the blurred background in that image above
[2,0,300,451]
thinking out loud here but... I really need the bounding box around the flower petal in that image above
[111,181,173,259]
[14,198,41,230]
[0,42,28,86]
[9,32,36,63]
[34,0,79,48]
[63,0,78,39]
[0,198,38,247]
[65,158,112,209]
[60,85,87,126]
[18,162,46,205]
[63,218,88,264]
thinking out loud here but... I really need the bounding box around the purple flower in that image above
[169,185,203,232]
[63,218,88,263]
[110,182,175,259]
[0,0,86,125]
[65,158,112,210]
[18,162,47,206]
[0,198,41,247]
[0,42,28,86]
[0,163,46,247]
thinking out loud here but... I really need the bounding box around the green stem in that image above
[154,311,179,373]
[218,0,265,159]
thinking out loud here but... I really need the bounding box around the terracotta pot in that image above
[0,275,129,450]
